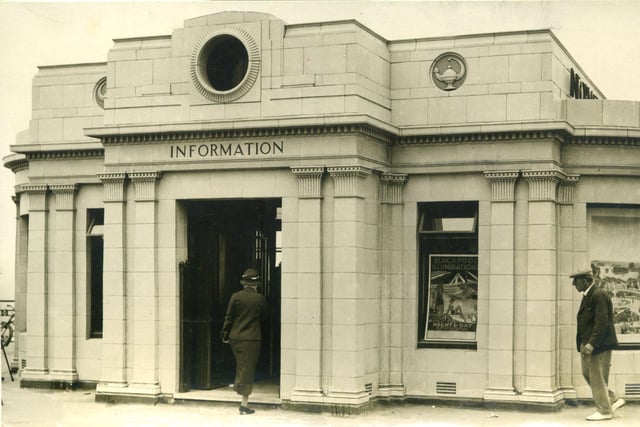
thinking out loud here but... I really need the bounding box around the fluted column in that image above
[378,173,407,397]
[21,184,49,381]
[520,170,562,404]
[483,171,519,401]
[289,167,325,402]
[49,184,79,382]
[326,166,372,405]
[129,171,161,396]
[96,172,128,394]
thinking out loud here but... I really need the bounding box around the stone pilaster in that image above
[12,193,27,371]
[289,167,325,402]
[21,184,49,381]
[96,173,128,394]
[378,173,407,397]
[556,174,580,400]
[325,166,372,405]
[483,171,519,402]
[128,171,161,397]
[520,170,562,404]
[49,184,79,382]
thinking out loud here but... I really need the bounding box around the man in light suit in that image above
[572,269,625,421]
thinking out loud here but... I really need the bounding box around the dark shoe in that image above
[239,405,255,415]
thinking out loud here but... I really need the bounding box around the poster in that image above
[592,260,640,344]
[424,254,478,342]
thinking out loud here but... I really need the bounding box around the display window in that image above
[417,201,478,349]
[589,204,640,348]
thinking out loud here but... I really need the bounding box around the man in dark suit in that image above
[572,269,625,421]
[221,267,268,415]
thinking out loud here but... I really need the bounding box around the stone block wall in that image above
[29,63,106,145]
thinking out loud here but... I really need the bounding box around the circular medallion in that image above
[191,27,260,103]
[431,52,467,91]
[93,77,107,109]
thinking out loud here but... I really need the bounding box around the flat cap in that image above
[570,269,592,278]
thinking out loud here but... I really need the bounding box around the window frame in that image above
[87,208,104,339]
[417,201,479,350]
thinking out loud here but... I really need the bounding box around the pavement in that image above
[1,349,638,426]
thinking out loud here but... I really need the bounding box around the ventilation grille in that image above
[365,383,373,395]
[625,383,640,396]
[436,381,457,395]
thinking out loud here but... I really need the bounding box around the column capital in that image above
[50,184,79,211]
[129,171,162,202]
[484,170,519,202]
[522,170,562,202]
[557,174,580,205]
[327,166,372,198]
[380,173,408,204]
[98,172,127,203]
[22,184,48,212]
[291,166,324,199]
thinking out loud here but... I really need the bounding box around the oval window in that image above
[191,27,260,103]
[203,35,249,92]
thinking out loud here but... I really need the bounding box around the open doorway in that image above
[179,199,281,393]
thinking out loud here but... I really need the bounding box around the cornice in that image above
[3,156,28,173]
[565,135,640,146]
[397,130,568,145]
[96,123,395,145]
[25,149,104,161]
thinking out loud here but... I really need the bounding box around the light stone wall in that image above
[101,14,392,130]
[30,64,106,145]
[401,173,491,398]
[390,31,559,127]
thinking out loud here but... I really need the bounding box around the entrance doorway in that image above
[179,199,281,393]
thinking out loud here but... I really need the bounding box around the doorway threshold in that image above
[173,378,281,405]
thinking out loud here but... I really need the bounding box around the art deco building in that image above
[4,11,639,411]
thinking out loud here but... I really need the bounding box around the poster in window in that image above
[592,260,640,344]
[424,254,478,342]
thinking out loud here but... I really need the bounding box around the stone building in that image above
[4,11,640,411]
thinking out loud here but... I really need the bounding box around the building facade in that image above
[4,11,640,410]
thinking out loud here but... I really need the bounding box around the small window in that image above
[87,208,104,339]
[419,201,477,233]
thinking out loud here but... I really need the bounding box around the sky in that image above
[0,0,639,299]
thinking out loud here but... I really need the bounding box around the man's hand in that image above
[581,343,594,356]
